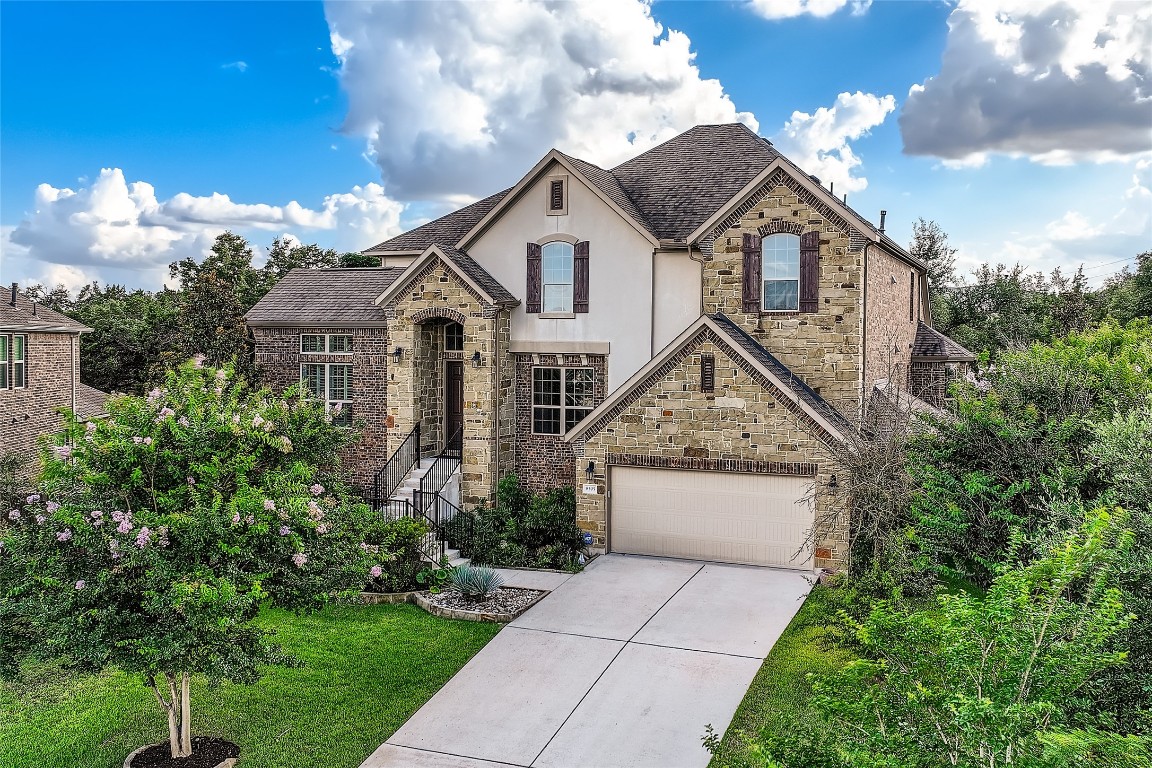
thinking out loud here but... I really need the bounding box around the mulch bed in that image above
[424,588,544,615]
[129,737,239,768]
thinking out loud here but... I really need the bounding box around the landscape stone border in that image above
[358,590,421,605]
[413,587,549,623]
[123,744,237,768]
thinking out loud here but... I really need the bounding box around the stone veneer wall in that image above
[702,180,864,415]
[572,335,846,571]
[383,257,510,507]
[514,353,607,494]
[251,326,390,487]
[864,246,921,392]
[1,331,79,456]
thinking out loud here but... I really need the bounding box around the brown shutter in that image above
[741,233,762,313]
[799,231,820,313]
[526,242,542,313]
[549,180,564,211]
[573,240,589,313]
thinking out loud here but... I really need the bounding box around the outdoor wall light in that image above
[585,461,596,480]
[471,350,482,368]
[828,474,838,490]
[392,347,403,363]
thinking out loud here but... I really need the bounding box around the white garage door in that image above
[609,467,813,569]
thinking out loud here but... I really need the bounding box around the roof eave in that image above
[375,244,517,309]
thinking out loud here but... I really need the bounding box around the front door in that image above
[445,360,464,443]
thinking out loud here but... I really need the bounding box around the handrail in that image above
[378,496,443,564]
[414,427,462,518]
[372,423,420,508]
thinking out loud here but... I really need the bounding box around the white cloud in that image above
[771,91,896,193]
[222,61,248,73]
[747,0,871,20]
[901,0,1152,164]
[1,169,406,290]
[324,0,756,200]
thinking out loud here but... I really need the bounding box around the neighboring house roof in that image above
[0,285,91,333]
[244,268,406,326]
[871,378,949,422]
[912,322,976,361]
[376,244,520,309]
[366,190,510,254]
[565,312,852,445]
[75,383,112,419]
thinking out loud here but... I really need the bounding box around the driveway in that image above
[361,554,812,768]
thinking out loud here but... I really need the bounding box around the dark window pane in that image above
[533,406,561,434]
[763,280,799,311]
[301,334,324,353]
[302,364,325,399]
[330,403,352,427]
[328,335,353,353]
[565,368,595,408]
[565,408,592,432]
[444,322,464,351]
[533,367,561,406]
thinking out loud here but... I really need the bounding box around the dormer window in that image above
[546,175,568,215]
[542,241,574,312]
[762,234,800,311]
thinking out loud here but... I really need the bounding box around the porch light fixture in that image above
[828,474,838,490]
[471,350,482,368]
[585,461,595,480]
[392,347,403,363]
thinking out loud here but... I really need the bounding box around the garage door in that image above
[609,467,813,569]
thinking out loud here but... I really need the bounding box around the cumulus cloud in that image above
[747,0,871,20]
[771,91,896,193]
[2,169,406,289]
[222,61,248,73]
[325,0,756,200]
[901,0,1152,164]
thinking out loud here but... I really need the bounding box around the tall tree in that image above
[909,218,959,292]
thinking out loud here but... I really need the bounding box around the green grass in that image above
[708,585,858,768]
[0,602,500,768]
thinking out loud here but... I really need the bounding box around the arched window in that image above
[762,233,800,311]
[541,241,574,313]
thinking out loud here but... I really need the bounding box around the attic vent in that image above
[547,178,566,214]
[701,353,715,393]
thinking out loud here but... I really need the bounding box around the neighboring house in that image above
[0,283,110,457]
[246,123,973,571]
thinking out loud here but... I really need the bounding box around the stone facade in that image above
[383,257,513,507]
[251,326,390,486]
[514,353,607,494]
[864,246,921,392]
[1,331,80,456]
[572,332,846,571]
[702,180,864,416]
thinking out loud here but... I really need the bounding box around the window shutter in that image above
[549,180,564,212]
[799,231,820,313]
[573,240,589,313]
[741,233,762,313]
[526,242,542,313]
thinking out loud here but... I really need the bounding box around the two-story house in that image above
[246,124,973,572]
[1,283,110,457]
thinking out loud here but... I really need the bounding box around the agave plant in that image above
[447,565,505,600]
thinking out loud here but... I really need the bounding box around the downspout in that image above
[688,242,706,316]
[859,242,871,423]
[650,250,656,359]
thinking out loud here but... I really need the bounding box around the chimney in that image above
[829,181,834,196]
[32,302,38,317]
[879,210,887,233]
[10,282,16,306]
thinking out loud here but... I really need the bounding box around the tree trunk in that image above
[148,671,193,758]
[179,671,192,756]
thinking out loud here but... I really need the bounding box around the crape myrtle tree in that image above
[0,359,386,759]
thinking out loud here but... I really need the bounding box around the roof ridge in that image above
[609,122,759,172]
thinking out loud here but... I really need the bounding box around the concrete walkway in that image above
[362,555,812,768]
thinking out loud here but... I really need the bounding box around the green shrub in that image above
[461,475,585,570]
[362,516,431,592]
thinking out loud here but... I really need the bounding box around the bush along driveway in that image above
[0,603,499,768]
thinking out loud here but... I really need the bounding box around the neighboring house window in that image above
[12,335,25,388]
[532,367,594,434]
[0,335,7,389]
[444,322,464,352]
[542,242,574,313]
[909,272,916,321]
[762,234,800,311]
[301,363,353,426]
[300,334,352,354]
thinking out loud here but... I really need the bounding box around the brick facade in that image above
[251,326,390,486]
[514,353,607,494]
[864,246,921,392]
[908,360,949,406]
[1,331,80,456]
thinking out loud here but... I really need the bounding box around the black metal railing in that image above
[377,496,444,564]
[413,427,462,517]
[371,423,420,511]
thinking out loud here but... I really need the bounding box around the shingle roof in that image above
[366,190,510,253]
[912,322,976,361]
[75,383,111,419]
[611,124,779,242]
[436,246,519,306]
[557,152,656,238]
[244,268,406,326]
[710,312,855,435]
[0,286,90,333]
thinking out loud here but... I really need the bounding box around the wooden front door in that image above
[445,360,464,442]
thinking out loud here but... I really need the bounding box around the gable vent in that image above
[549,180,565,212]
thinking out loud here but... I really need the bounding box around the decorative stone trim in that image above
[606,453,817,476]
[411,307,468,326]
[757,220,804,237]
[359,590,420,605]
[413,588,549,623]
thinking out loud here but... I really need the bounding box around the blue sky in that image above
[1,0,1148,291]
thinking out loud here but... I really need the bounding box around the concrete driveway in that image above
[361,554,812,768]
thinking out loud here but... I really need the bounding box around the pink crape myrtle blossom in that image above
[75,580,86,590]
[263,499,276,512]
[8,510,20,521]
[35,515,45,525]
[191,353,206,368]
[292,553,308,568]
[135,527,152,547]
[56,529,73,542]
[45,501,60,513]
[369,566,383,579]
[279,525,290,536]
[51,445,72,460]
[26,494,40,504]
[315,523,329,535]
[309,484,324,496]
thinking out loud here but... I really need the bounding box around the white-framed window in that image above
[0,335,25,390]
[300,334,352,354]
[532,367,594,435]
[301,363,353,426]
[541,242,574,313]
[762,233,800,311]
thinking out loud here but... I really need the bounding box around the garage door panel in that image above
[610,467,813,569]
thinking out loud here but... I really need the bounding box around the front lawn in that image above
[708,585,857,768]
[0,602,499,768]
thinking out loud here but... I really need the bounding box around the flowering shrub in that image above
[0,360,390,759]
